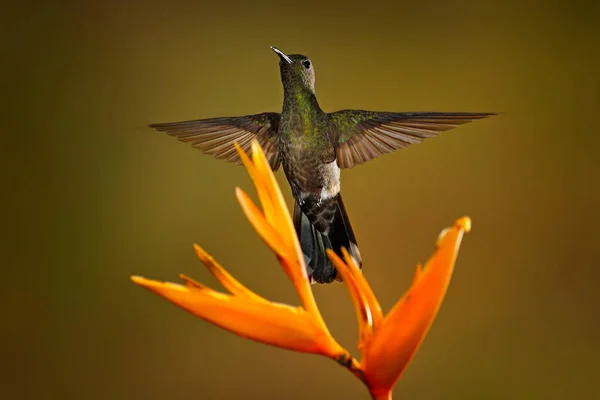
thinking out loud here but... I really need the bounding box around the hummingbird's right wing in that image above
[149,113,281,170]
[329,111,495,168]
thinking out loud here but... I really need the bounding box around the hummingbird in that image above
[149,46,494,284]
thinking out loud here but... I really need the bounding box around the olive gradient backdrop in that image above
[3,1,600,399]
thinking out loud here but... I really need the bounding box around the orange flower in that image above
[131,140,471,399]
[328,217,470,400]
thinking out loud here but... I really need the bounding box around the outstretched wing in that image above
[329,111,495,168]
[149,112,281,170]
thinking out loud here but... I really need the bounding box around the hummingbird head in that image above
[271,46,315,93]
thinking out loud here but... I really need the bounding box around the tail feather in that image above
[293,194,361,284]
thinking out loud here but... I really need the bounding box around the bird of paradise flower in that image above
[131,140,471,400]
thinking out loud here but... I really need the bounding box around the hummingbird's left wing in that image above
[149,112,281,170]
[329,111,495,168]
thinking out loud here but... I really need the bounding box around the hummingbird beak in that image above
[271,46,293,64]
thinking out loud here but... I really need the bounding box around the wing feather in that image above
[330,111,495,168]
[149,112,281,170]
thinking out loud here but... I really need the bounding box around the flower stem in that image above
[330,352,368,385]
[370,390,392,400]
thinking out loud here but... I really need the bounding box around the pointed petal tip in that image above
[235,144,254,174]
[455,216,471,232]
[250,140,263,161]
[131,276,189,292]
[437,217,471,245]
[192,243,209,261]
[179,273,207,289]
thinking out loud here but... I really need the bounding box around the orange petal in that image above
[247,141,303,268]
[192,244,269,304]
[234,141,325,322]
[340,248,383,331]
[327,249,374,353]
[361,217,471,394]
[179,273,208,290]
[131,275,338,356]
[235,187,290,260]
[234,142,278,227]
[249,142,287,234]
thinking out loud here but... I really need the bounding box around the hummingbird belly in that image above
[281,141,338,199]
[281,142,340,234]
[317,160,341,203]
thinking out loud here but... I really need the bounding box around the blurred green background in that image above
[3,0,600,399]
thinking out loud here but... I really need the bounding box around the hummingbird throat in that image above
[284,83,317,109]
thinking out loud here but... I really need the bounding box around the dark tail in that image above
[293,194,362,284]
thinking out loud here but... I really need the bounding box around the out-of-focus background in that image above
[3,1,600,399]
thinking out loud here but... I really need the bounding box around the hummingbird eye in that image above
[302,60,311,69]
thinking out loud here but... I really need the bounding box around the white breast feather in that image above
[319,160,341,202]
